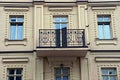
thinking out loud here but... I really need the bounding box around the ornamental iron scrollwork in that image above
[39,29,85,48]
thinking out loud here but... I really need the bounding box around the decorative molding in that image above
[95,38,117,45]
[92,7,116,10]
[95,57,120,62]
[3,64,27,80]
[2,57,29,63]
[4,8,31,46]
[49,7,73,11]
[93,10,117,45]
[97,64,120,80]
[4,7,29,11]
[5,38,27,46]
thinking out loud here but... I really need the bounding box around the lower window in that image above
[101,68,117,80]
[55,67,70,80]
[7,68,23,80]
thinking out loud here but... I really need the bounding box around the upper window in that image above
[53,16,68,29]
[7,68,23,80]
[101,68,117,80]
[97,15,112,39]
[10,16,24,40]
[55,67,70,80]
[53,16,68,47]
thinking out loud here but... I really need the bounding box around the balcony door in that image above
[54,16,68,47]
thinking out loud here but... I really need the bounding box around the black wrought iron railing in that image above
[37,29,87,48]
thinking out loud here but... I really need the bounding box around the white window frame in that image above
[97,15,112,39]
[101,68,117,80]
[54,67,70,80]
[7,68,23,80]
[9,15,24,40]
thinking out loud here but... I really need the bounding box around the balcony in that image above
[36,29,88,57]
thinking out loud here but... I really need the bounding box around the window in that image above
[97,15,112,39]
[10,16,24,40]
[55,67,70,80]
[7,68,23,80]
[53,16,68,47]
[101,68,117,80]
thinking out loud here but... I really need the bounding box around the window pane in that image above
[102,76,108,80]
[8,76,14,80]
[63,76,68,80]
[54,24,60,29]
[102,69,108,75]
[17,24,23,40]
[63,68,69,74]
[56,76,61,80]
[17,17,23,22]
[98,25,104,39]
[61,18,67,22]
[61,24,67,29]
[104,25,111,39]
[97,17,103,22]
[10,24,16,40]
[16,76,22,80]
[104,17,110,22]
[9,69,15,74]
[54,18,60,22]
[11,18,16,22]
[108,69,116,75]
[16,69,22,74]
[110,76,116,80]
[55,68,61,74]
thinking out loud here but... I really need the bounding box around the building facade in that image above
[0,0,120,80]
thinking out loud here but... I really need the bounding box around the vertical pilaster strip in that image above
[78,5,87,29]
[78,5,89,45]
[36,57,44,80]
[34,5,43,48]
[80,57,89,80]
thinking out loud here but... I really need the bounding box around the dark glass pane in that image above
[16,69,22,74]
[55,68,61,74]
[16,76,22,80]
[56,76,61,80]
[8,76,14,80]
[9,69,15,74]
[63,68,69,74]
[63,76,68,80]
[62,27,67,47]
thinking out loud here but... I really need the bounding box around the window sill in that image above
[95,38,117,45]
[5,38,27,46]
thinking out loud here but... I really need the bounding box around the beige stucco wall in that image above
[0,53,35,80]
[36,57,89,80]
[88,5,120,50]
[0,6,33,51]
[88,52,120,80]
